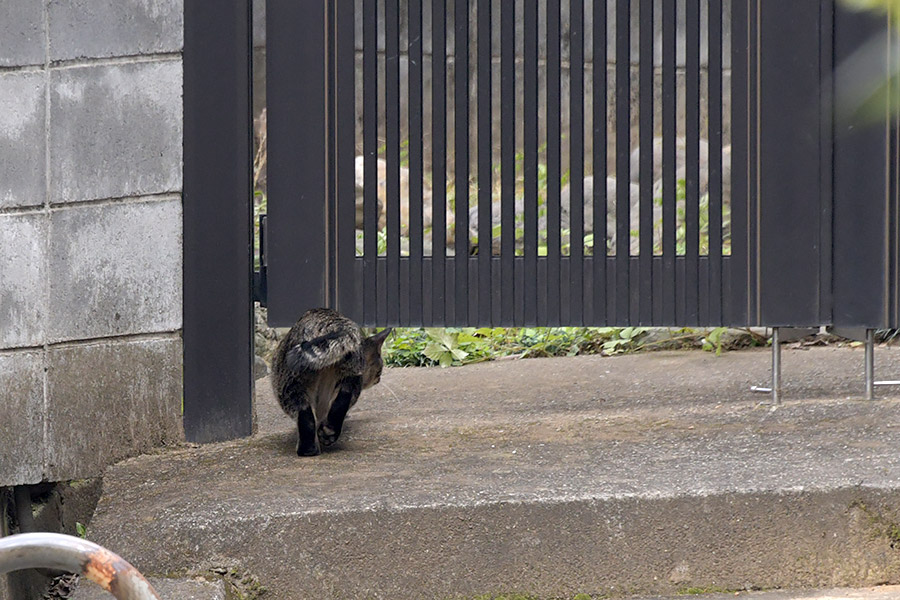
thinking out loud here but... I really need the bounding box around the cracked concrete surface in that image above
[81,347,900,599]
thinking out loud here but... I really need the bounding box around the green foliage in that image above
[381,328,434,367]
[75,522,87,538]
[836,1,900,122]
[841,0,900,24]
[382,325,755,368]
[702,327,729,356]
[423,328,471,367]
[355,228,390,257]
[598,327,648,355]
[378,138,411,168]
[383,326,650,368]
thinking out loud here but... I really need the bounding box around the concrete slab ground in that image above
[83,346,900,599]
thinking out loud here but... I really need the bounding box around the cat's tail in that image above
[283,329,360,372]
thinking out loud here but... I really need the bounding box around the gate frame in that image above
[183,0,255,443]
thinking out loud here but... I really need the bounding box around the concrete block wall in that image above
[0,0,185,488]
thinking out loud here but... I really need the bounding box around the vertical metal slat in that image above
[708,0,723,324]
[455,0,470,325]
[547,0,562,325]
[336,0,357,319]
[818,0,834,327]
[362,0,378,325]
[685,0,701,324]
[615,0,630,324]
[500,0,516,325]
[662,0,676,325]
[385,0,401,325]
[524,0,539,325]
[592,0,608,325]
[639,0,653,324]
[408,0,424,324]
[477,0,492,325]
[326,0,337,309]
[432,0,447,325]
[570,0,585,325]
[747,0,759,325]
[729,0,749,325]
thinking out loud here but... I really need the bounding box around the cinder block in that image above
[0,0,44,67]
[48,199,182,342]
[0,213,46,349]
[49,60,182,204]
[44,336,183,481]
[0,351,45,486]
[0,72,46,209]
[48,0,183,62]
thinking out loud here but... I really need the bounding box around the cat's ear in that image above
[368,327,393,348]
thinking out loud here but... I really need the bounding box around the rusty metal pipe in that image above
[0,533,160,600]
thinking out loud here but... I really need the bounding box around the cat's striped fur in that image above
[272,308,391,456]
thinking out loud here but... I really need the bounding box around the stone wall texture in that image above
[0,0,185,489]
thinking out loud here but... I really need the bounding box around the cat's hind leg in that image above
[296,401,320,456]
[280,381,320,456]
[318,376,361,447]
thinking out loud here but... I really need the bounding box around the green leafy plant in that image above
[599,327,648,355]
[383,326,657,368]
[423,329,471,367]
[702,326,729,356]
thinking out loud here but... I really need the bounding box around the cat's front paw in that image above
[318,424,340,447]
[297,441,321,456]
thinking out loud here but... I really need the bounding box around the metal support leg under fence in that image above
[865,328,875,401]
[867,328,900,398]
[751,328,782,405]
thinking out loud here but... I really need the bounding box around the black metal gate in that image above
[183,0,900,441]
[261,0,898,329]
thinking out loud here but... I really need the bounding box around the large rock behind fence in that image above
[353,137,731,256]
[465,176,644,255]
[629,137,733,202]
[354,156,456,235]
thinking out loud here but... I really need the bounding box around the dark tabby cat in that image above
[272,308,391,456]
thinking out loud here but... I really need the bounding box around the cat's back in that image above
[273,308,364,386]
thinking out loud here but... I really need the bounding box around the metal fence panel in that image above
[267,0,328,320]
[833,6,897,327]
[757,0,825,326]
[261,0,900,330]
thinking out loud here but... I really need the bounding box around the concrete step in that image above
[83,347,900,599]
[73,576,226,599]
[632,586,900,599]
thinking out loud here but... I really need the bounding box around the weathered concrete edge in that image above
[73,575,226,600]
[97,485,900,600]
